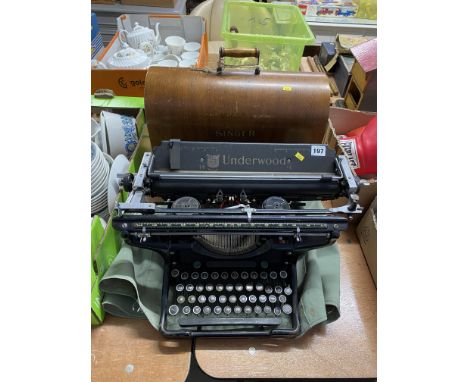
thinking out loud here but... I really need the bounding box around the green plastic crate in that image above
[221,1,315,71]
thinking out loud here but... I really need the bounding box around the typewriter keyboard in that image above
[162,258,298,336]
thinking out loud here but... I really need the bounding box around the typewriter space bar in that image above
[178,317,281,327]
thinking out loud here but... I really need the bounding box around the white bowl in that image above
[181,51,199,61]
[165,35,186,56]
[151,59,178,67]
[100,111,138,158]
[179,59,197,68]
[183,42,201,52]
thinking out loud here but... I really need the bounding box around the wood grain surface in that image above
[194,229,377,379]
[91,316,191,382]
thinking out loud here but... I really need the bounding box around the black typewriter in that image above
[113,140,362,337]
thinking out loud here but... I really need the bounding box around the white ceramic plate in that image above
[107,154,130,213]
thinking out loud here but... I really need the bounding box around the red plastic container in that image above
[338,116,377,177]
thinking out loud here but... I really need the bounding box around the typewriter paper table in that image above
[194,229,377,379]
[91,316,191,382]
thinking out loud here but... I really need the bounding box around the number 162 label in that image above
[310,145,326,156]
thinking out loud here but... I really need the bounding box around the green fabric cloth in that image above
[99,246,164,330]
[99,202,341,335]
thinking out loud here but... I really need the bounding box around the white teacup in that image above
[154,44,168,54]
[100,111,138,158]
[151,59,179,67]
[165,35,186,56]
[179,59,197,68]
[181,51,199,61]
[183,42,201,52]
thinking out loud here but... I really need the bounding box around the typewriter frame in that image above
[112,145,362,338]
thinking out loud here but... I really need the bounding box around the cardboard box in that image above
[121,0,177,7]
[356,196,377,285]
[323,106,377,223]
[334,54,354,96]
[92,14,208,97]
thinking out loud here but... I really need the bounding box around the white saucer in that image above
[107,154,130,213]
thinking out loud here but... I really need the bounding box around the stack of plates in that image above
[91,141,113,220]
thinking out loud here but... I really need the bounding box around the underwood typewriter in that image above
[113,139,362,337]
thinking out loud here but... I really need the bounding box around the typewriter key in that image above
[241,271,249,280]
[250,271,258,280]
[211,272,219,280]
[249,295,257,304]
[264,306,272,314]
[214,306,222,315]
[171,269,180,278]
[265,286,273,294]
[229,295,237,304]
[234,306,242,314]
[201,272,209,280]
[279,270,288,279]
[254,305,262,314]
[193,261,202,269]
[205,284,214,292]
[260,272,268,280]
[188,295,196,304]
[203,306,212,315]
[224,306,232,315]
[177,295,186,304]
[231,271,239,280]
[244,305,252,314]
[261,260,269,269]
[246,283,254,292]
[270,271,277,280]
[269,295,277,304]
[278,295,287,304]
[255,283,264,292]
[274,307,282,316]
[221,272,229,280]
[284,286,292,296]
[191,272,199,280]
[176,284,184,292]
[193,306,201,315]
[275,286,283,294]
[181,272,189,280]
[225,284,234,292]
[282,304,292,315]
[239,295,248,304]
[208,295,216,303]
[216,284,224,292]
[196,284,204,292]
[182,306,191,315]
[168,305,179,316]
[198,295,207,304]
[259,294,267,303]
[235,284,243,292]
[186,284,194,292]
[219,295,227,304]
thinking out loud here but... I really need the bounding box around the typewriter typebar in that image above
[113,140,363,337]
